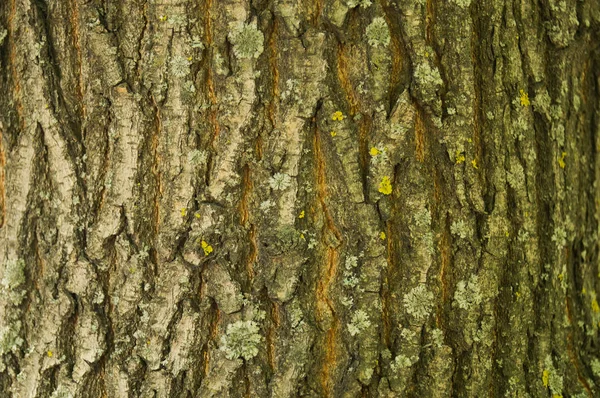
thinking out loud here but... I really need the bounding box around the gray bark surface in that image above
[1,0,600,397]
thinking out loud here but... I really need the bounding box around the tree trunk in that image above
[1,0,599,396]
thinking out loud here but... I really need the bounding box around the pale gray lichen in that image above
[551,226,567,248]
[400,327,416,341]
[190,36,205,49]
[259,199,275,211]
[0,29,6,45]
[590,358,600,377]
[281,79,301,103]
[543,355,563,396]
[287,301,304,328]
[170,55,191,78]
[450,219,470,240]
[413,208,432,228]
[449,0,472,8]
[347,310,371,336]
[50,385,74,398]
[390,354,418,372]
[366,17,390,48]
[453,275,483,311]
[414,62,443,88]
[403,285,434,321]
[506,161,525,189]
[228,22,264,59]
[0,321,24,358]
[345,255,358,270]
[219,320,262,361]
[187,149,207,166]
[431,328,444,347]
[2,258,26,305]
[269,172,292,191]
[1,258,25,290]
[343,274,359,288]
[183,80,196,94]
[341,295,354,307]
[347,0,372,8]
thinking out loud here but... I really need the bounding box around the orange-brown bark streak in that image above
[8,0,24,131]
[69,0,86,121]
[267,18,279,129]
[0,125,4,228]
[314,123,342,397]
[150,96,163,235]
[203,0,220,145]
[382,221,394,345]
[566,296,593,394]
[239,165,256,281]
[336,43,359,115]
[414,106,426,162]
[202,305,221,378]
[266,301,281,371]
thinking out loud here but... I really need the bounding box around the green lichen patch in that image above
[269,172,292,191]
[170,55,191,78]
[366,18,390,48]
[1,258,25,290]
[228,22,264,59]
[2,258,26,305]
[219,320,262,361]
[347,310,371,336]
[390,354,418,372]
[450,219,470,240]
[346,0,372,8]
[403,285,434,321]
[453,275,483,311]
[542,355,563,396]
[0,320,24,370]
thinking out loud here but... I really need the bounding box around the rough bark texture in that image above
[1,0,600,397]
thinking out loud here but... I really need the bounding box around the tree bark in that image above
[1,0,599,397]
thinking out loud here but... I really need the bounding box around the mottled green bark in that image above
[0,0,599,397]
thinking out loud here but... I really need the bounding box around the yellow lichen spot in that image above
[146,340,151,346]
[455,150,466,164]
[471,159,478,169]
[467,138,473,143]
[505,230,510,237]
[592,298,600,313]
[201,240,213,256]
[558,152,566,169]
[330,131,337,137]
[187,56,193,61]
[552,395,563,398]
[370,147,381,156]
[180,208,187,217]
[582,288,587,295]
[519,89,530,106]
[194,212,201,219]
[298,210,305,219]
[332,111,344,121]
[47,350,53,357]
[159,15,168,21]
[515,291,521,299]
[542,369,550,387]
[558,273,564,282]
[378,176,393,195]
[380,231,386,240]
